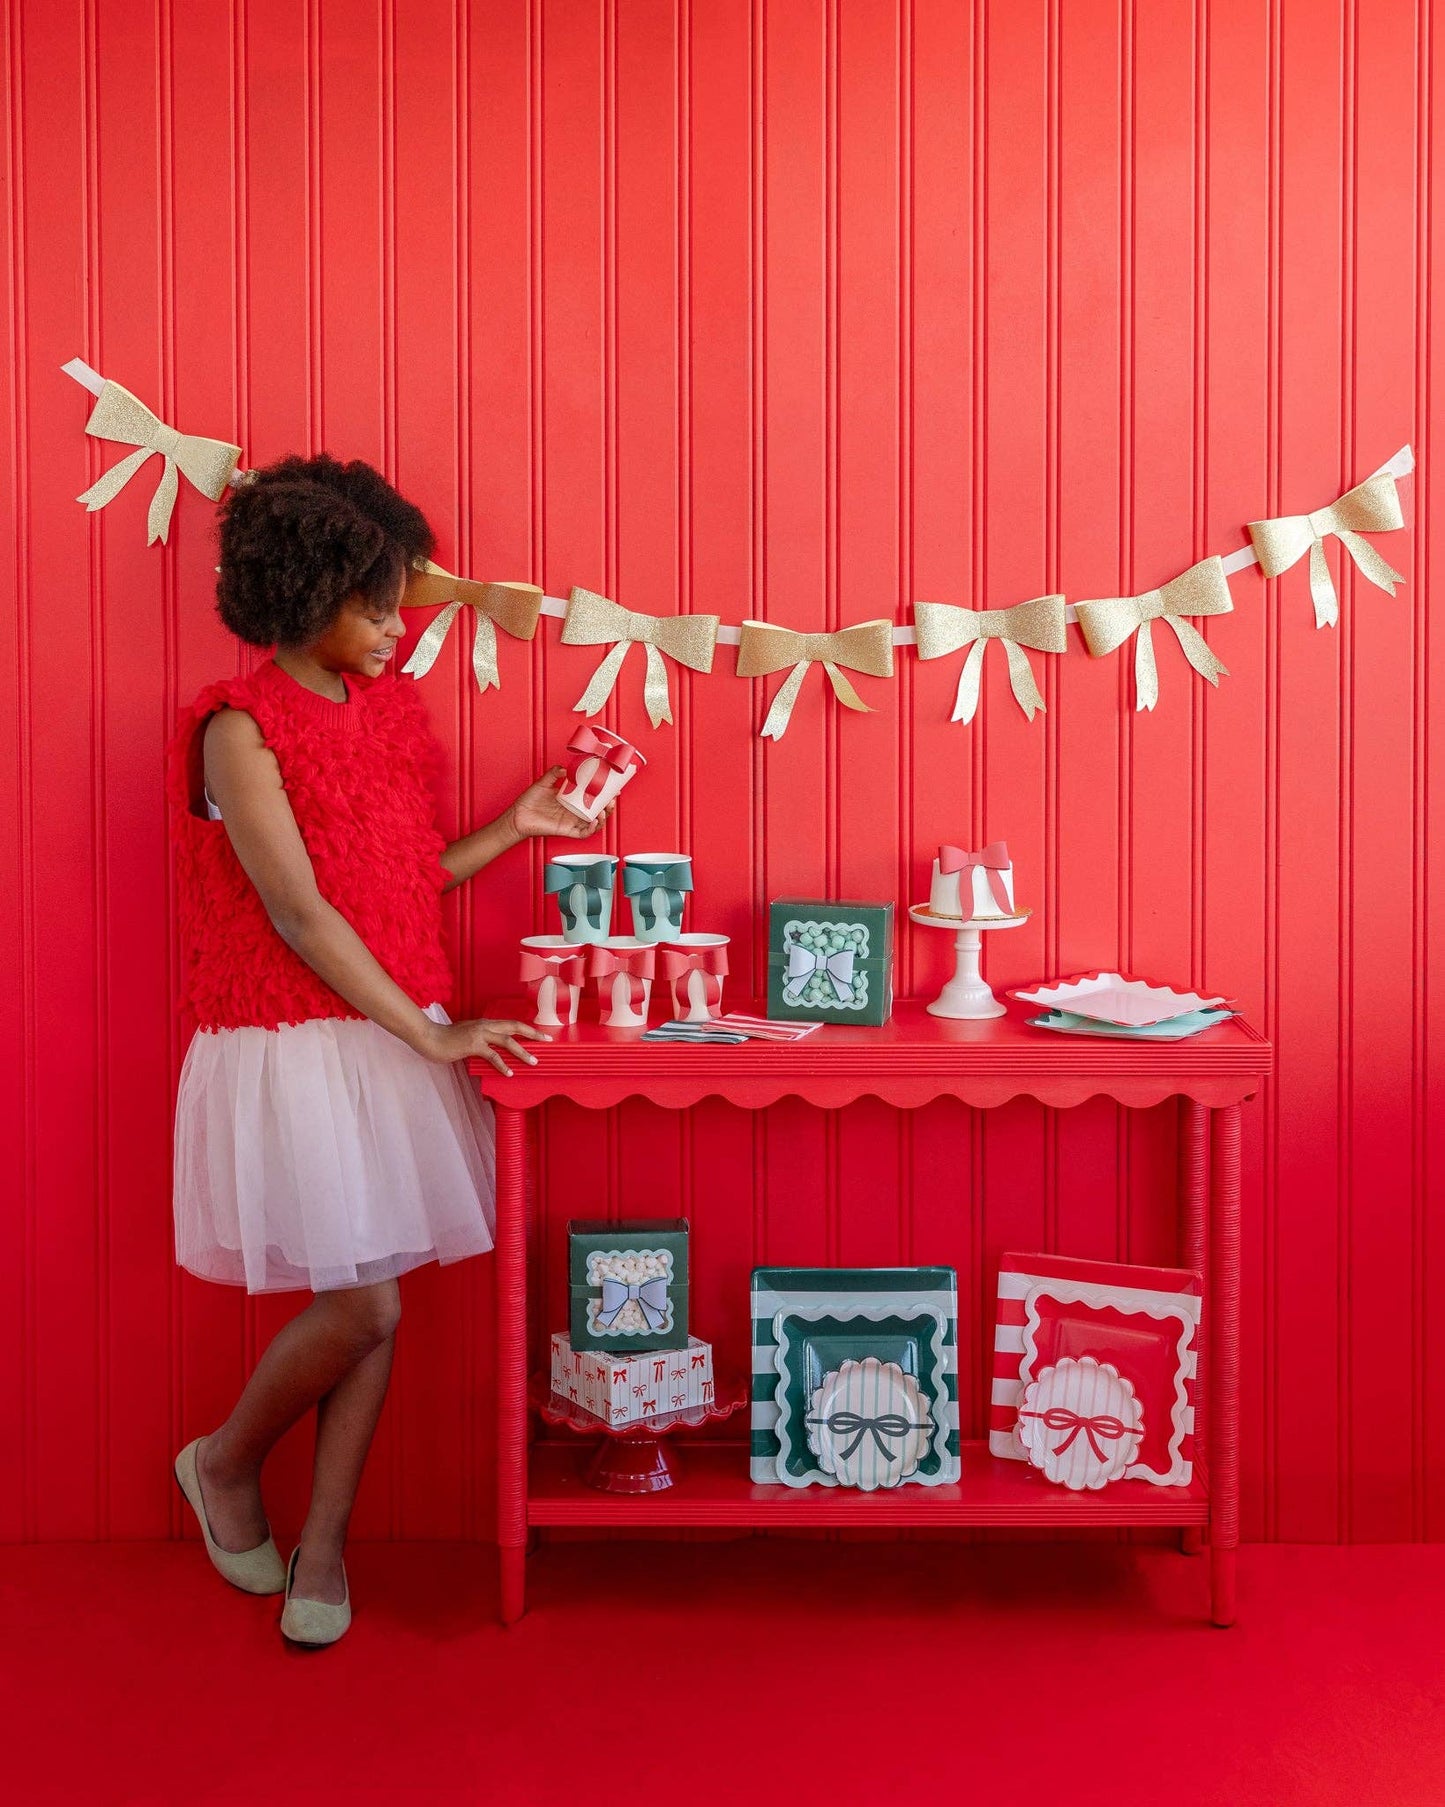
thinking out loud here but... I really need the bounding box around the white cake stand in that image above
[908,903,1030,1019]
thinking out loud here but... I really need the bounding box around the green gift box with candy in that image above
[766,900,895,1026]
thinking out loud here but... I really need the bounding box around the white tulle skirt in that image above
[173,1004,496,1295]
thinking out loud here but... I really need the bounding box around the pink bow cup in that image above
[556,725,646,823]
[659,934,730,1022]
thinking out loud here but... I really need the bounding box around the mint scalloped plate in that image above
[772,1303,950,1487]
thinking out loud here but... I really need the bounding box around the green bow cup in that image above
[544,854,619,945]
[621,853,694,942]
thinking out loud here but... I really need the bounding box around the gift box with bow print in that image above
[567,1218,690,1353]
[549,1332,714,1427]
[765,900,895,1025]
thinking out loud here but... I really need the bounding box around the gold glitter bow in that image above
[1074,556,1232,712]
[76,380,241,545]
[562,587,720,729]
[735,618,895,741]
[400,559,543,692]
[1247,469,1405,629]
[913,594,1066,724]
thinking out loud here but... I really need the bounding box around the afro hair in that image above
[215,453,436,648]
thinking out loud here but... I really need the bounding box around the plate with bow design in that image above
[1009,970,1233,1028]
[770,1302,955,1489]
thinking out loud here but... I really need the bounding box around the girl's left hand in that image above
[507,768,613,841]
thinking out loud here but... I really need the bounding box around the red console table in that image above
[469,1002,1271,1627]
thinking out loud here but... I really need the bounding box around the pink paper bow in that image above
[660,944,729,1013]
[566,725,638,810]
[939,841,1011,915]
[519,949,587,993]
[588,942,656,1011]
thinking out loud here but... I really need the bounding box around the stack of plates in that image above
[1010,972,1235,1040]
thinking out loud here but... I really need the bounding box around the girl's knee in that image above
[325,1280,401,1351]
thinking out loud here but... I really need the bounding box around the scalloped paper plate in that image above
[1010,970,1233,1027]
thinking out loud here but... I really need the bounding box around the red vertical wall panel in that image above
[1,0,1440,1544]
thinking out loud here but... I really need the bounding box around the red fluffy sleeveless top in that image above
[168,658,453,1031]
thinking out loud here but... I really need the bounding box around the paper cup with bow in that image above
[588,937,656,1029]
[544,853,619,945]
[557,725,646,823]
[519,936,586,1029]
[621,852,693,942]
[659,933,729,1022]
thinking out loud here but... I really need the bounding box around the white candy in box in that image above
[549,1331,715,1427]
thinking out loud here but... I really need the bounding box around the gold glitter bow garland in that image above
[735,618,895,741]
[400,559,543,693]
[1247,469,1405,629]
[562,587,720,729]
[1073,555,1232,711]
[912,594,1066,724]
[76,380,241,545]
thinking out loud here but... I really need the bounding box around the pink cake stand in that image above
[530,1374,747,1494]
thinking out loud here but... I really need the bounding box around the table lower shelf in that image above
[527,1439,1208,1528]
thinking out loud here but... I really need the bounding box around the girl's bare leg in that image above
[194,1280,402,1553]
[289,1330,397,1602]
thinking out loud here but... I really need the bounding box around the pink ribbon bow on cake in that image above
[660,943,729,1013]
[588,942,656,1011]
[938,841,1011,915]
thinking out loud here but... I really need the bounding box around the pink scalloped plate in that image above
[1009,970,1234,1028]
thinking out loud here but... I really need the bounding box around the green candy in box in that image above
[766,900,895,1026]
[568,1219,690,1354]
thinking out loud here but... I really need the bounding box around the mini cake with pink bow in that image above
[928,840,1019,921]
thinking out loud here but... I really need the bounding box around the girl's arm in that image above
[440,766,610,889]
[204,708,543,1075]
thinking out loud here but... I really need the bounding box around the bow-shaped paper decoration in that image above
[75,380,241,546]
[544,859,615,934]
[566,726,638,810]
[401,559,543,692]
[1073,556,1232,712]
[562,587,719,729]
[660,943,729,1013]
[519,948,587,992]
[1247,469,1405,629]
[804,1408,934,1463]
[1018,1406,1141,1464]
[784,939,855,1005]
[622,861,693,934]
[588,942,656,1011]
[939,842,1011,915]
[735,619,895,741]
[913,594,1066,724]
[597,1275,669,1331]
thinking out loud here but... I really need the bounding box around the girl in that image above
[168,454,601,1646]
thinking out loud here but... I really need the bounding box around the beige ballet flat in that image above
[280,1547,352,1647]
[173,1438,287,1596]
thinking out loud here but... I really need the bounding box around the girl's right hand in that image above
[418,1017,550,1076]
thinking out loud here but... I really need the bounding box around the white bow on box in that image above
[784,941,855,1005]
[596,1276,669,1332]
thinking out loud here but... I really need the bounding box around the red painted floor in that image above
[4,1539,1443,1805]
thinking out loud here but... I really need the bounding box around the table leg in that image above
[1180,1099,1209,1557]
[1209,1103,1242,1626]
[495,1104,529,1625]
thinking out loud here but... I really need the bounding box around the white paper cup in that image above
[660,932,729,1022]
[557,726,646,822]
[590,935,655,1028]
[520,936,584,1029]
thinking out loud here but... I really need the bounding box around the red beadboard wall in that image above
[2,0,1440,1545]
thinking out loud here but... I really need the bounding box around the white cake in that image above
[929,841,1017,920]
